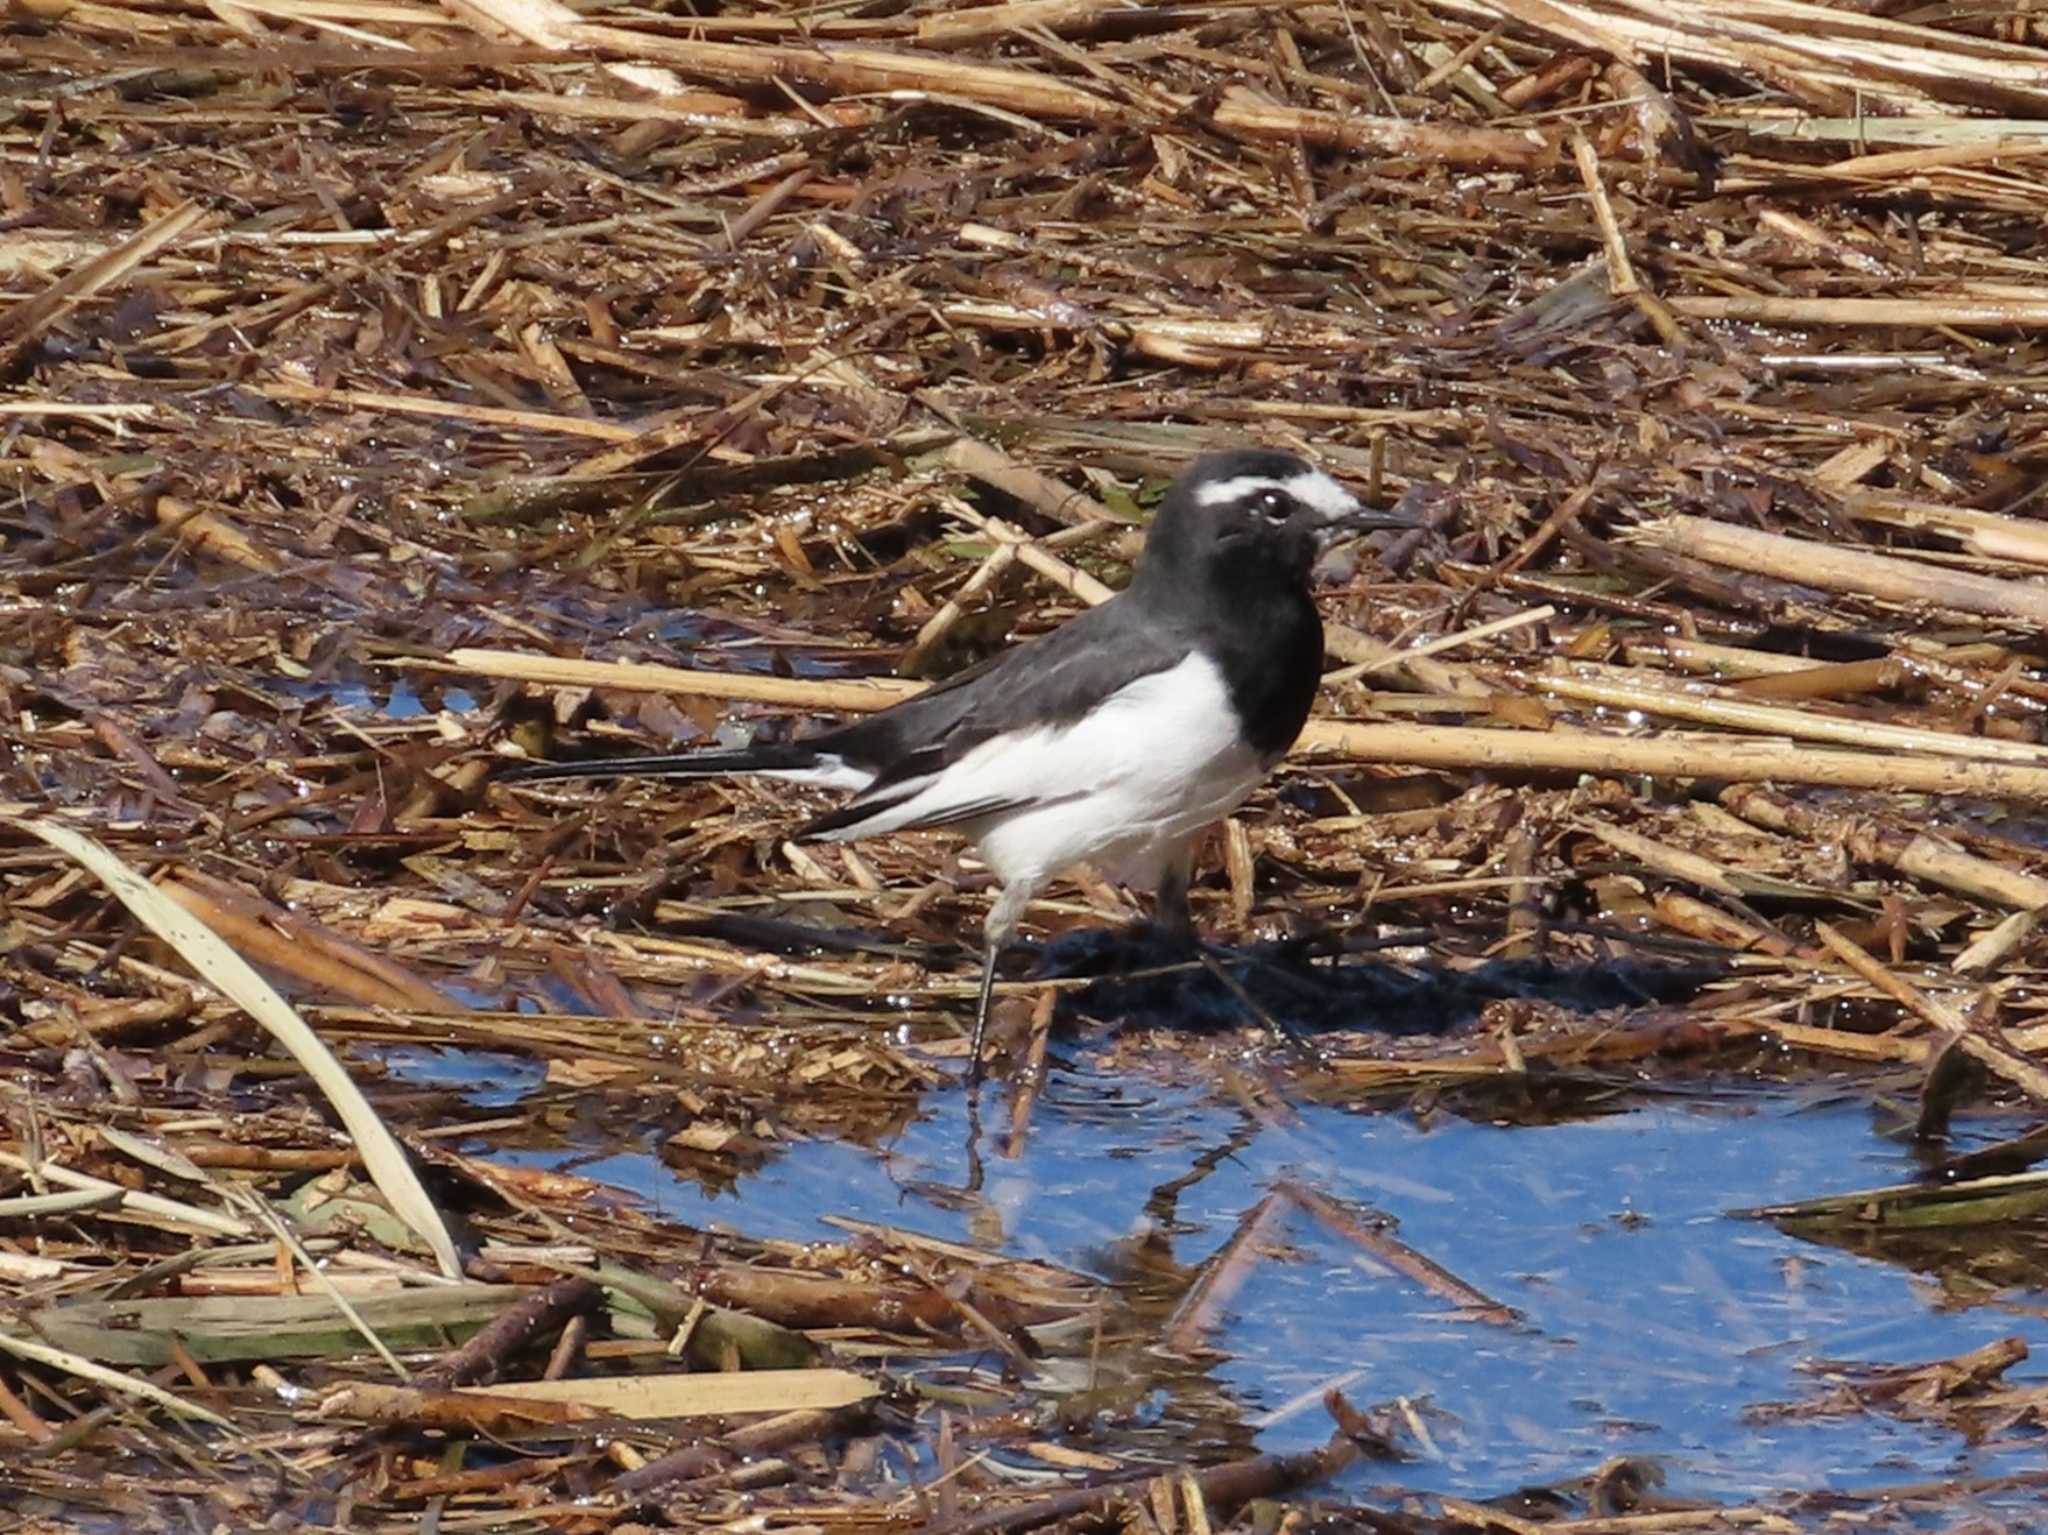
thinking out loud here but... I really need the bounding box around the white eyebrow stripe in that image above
[1193,470,1359,520]
[1283,469,1359,519]
[1194,474,1284,506]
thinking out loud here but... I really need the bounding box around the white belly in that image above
[973,746,1264,891]
[940,652,1269,891]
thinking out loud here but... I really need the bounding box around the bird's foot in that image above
[1122,912,1199,966]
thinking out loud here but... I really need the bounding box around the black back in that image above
[806,450,1341,829]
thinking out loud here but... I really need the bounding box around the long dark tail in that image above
[495,740,822,784]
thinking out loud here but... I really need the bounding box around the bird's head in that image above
[1135,449,1414,589]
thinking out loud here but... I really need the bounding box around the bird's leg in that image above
[966,880,1034,1087]
[1155,838,1325,1071]
[1147,842,1198,955]
[967,944,1000,1089]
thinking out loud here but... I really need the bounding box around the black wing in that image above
[802,595,1192,838]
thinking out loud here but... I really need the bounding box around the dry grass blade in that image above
[1814,922,2048,1109]
[1668,296,2048,328]
[574,25,1125,123]
[1463,0,2048,114]
[1534,666,2048,767]
[0,1331,235,1430]
[1302,722,2048,799]
[0,201,211,370]
[0,1150,252,1240]
[0,815,462,1280]
[1720,786,2048,912]
[229,1185,415,1381]
[31,1287,532,1366]
[1739,1170,2048,1230]
[939,437,1122,528]
[454,1367,877,1417]
[456,646,921,714]
[1324,605,1554,685]
[1843,496,2048,569]
[1630,517,2048,627]
[1211,87,1553,169]
[151,496,279,575]
[160,872,463,1014]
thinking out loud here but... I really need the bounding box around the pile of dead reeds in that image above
[6,0,2048,1526]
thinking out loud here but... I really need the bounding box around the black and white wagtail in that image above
[501,449,1412,1082]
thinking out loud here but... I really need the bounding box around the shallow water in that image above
[388,1043,2048,1505]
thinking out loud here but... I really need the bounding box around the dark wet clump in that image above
[1039,928,1730,1038]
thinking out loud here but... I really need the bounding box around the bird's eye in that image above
[1252,489,1292,523]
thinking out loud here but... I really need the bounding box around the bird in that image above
[499,448,1414,1084]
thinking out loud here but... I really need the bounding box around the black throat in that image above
[1150,547,1327,763]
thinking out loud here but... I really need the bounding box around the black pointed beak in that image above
[1317,501,1422,548]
